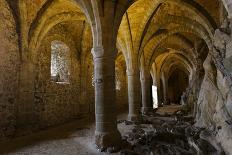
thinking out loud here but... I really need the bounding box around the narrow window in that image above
[152,85,158,109]
[51,40,70,83]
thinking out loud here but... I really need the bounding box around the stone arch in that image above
[129,0,217,54]
[143,26,212,67]
[30,12,86,58]
[79,23,94,115]
[148,35,197,68]
[25,0,95,127]
[117,36,130,69]
[155,52,193,105]
[117,12,136,71]
[90,0,137,149]
[140,17,213,66]
[160,53,193,75]
[165,60,191,85]
[157,53,193,84]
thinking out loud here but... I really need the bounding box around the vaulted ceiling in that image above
[14,0,225,76]
[117,0,225,78]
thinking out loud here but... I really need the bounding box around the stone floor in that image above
[0,116,99,155]
[0,105,182,155]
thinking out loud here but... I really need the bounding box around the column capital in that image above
[127,66,141,76]
[140,68,150,81]
[91,46,104,59]
[127,68,139,76]
[126,69,134,76]
[91,46,117,60]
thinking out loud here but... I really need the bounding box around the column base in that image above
[95,130,121,152]
[141,107,153,115]
[127,114,141,122]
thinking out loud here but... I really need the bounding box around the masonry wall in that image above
[116,61,128,112]
[79,54,95,115]
[34,38,81,128]
[0,0,19,138]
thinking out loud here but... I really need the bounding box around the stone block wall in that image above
[10,25,95,136]
[0,0,19,138]
[79,56,95,115]
[116,60,128,112]
[33,38,82,128]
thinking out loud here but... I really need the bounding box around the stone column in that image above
[127,69,141,121]
[141,68,153,114]
[92,47,121,149]
[161,73,168,105]
[156,79,163,107]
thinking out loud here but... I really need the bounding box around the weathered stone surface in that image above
[120,110,223,155]
[0,0,19,138]
[195,19,232,154]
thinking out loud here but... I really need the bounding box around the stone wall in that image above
[115,55,128,112]
[195,19,232,154]
[34,36,81,128]
[79,54,95,115]
[116,65,128,112]
[0,1,95,136]
[0,0,19,138]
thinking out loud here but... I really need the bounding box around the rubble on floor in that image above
[118,110,225,155]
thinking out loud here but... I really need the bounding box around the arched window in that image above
[115,67,121,90]
[51,40,70,83]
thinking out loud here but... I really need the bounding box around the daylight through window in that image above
[51,40,70,83]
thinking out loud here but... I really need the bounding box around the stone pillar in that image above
[156,79,163,107]
[161,73,168,105]
[127,69,141,121]
[92,47,121,149]
[141,68,153,114]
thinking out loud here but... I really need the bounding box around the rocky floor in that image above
[117,105,225,155]
[0,105,225,155]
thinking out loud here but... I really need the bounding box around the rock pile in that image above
[119,112,225,155]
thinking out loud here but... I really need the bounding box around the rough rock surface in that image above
[195,18,232,154]
[118,110,225,155]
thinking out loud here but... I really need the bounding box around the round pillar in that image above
[92,47,121,149]
[127,69,141,121]
[141,69,153,114]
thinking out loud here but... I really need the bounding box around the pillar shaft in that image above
[157,80,163,107]
[127,69,141,121]
[162,74,168,105]
[92,47,121,149]
[141,69,153,114]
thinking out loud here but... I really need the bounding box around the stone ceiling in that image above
[17,0,226,75]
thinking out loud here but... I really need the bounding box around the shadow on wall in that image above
[0,0,19,139]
